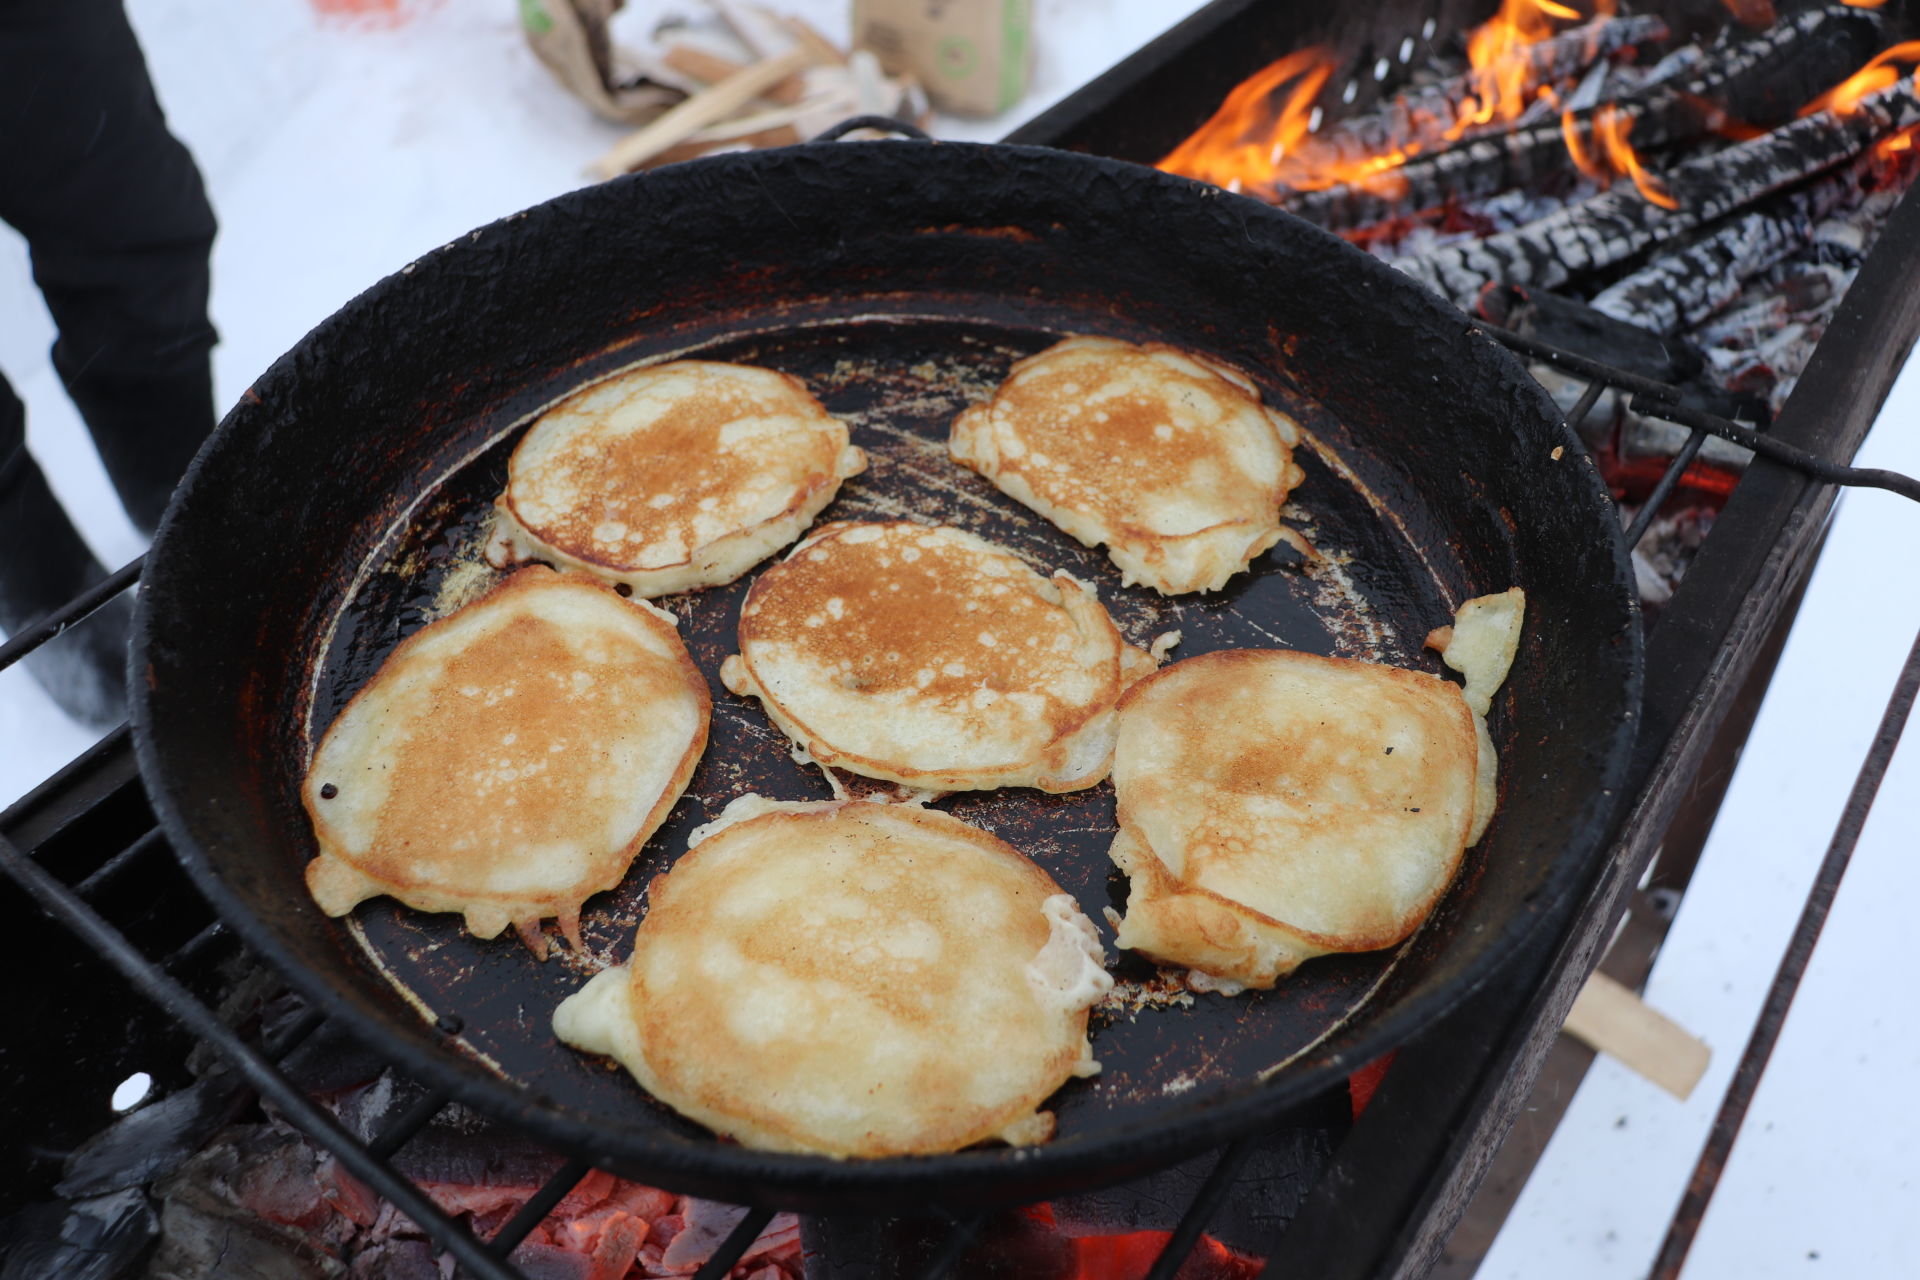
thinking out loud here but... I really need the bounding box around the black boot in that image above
[0,450,131,731]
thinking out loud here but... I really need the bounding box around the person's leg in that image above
[0,0,218,536]
[0,372,128,728]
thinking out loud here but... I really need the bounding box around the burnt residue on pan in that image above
[308,315,1452,1135]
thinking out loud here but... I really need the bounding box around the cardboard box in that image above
[852,0,1032,118]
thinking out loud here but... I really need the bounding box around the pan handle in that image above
[813,115,933,143]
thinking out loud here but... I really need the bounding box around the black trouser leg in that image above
[0,375,128,729]
[0,0,218,536]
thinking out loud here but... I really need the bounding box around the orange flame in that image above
[1159,0,1594,198]
[1593,106,1679,208]
[1559,104,1678,207]
[1800,42,1920,117]
[1841,0,1887,8]
[1448,0,1586,140]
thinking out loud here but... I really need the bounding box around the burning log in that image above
[1304,14,1669,168]
[1395,77,1920,308]
[1284,5,1883,229]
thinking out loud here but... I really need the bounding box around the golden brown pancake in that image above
[949,336,1307,595]
[302,566,709,952]
[719,521,1156,792]
[552,797,1112,1157]
[489,360,866,596]
[1106,636,1503,991]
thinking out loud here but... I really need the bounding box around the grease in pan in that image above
[554,797,1112,1157]
[302,566,709,951]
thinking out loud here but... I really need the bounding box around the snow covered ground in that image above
[2,3,1914,1273]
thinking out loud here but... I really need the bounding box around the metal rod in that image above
[486,1156,593,1257]
[162,920,227,970]
[1622,429,1709,549]
[0,557,143,674]
[1486,324,1920,503]
[73,827,167,897]
[692,1205,777,1280]
[367,1087,451,1160]
[917,1212,986,1280]
[1145,1134,1259,1280]
[1648,621,1920,1279]
[1562,377,1608,438]
[264,1006,328,1061]
[0,832,529,1280]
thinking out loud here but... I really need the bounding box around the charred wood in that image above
[1589,173,1856,333]
[1306,15,1670,169]
[1395,80,1920,308]
[1478,283,1706,383]
[1286,5,1882,230]
[1480,284,1762,424]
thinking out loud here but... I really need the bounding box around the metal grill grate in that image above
[2,333,1916,1280]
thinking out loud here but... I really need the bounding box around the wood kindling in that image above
[1283,4,1883,230]
[1394,79,1920,308]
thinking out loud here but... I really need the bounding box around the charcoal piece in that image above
[1479,284,1706,382]
[55,1074,250,1198]
[146,1185,341,1280]
[0,1189,157,1280]
[1286,5,1882,230]
[275,1016,390,1098]
[1396,79,1920,308]
[347,1239,443,1280]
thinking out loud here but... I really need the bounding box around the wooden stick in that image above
[1563,970,1711,1101]
[592,43,813,179]
[779,12,849,68]
[661,43,807,105]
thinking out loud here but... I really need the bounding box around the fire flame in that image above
[1450,0,1585,139]
[1159,0,1603,198]
[1799,42,1920,117]
[1559,99,1680,208]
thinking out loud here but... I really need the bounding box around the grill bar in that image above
[695,1205,778,1280]
[0,556,143,675]
[1623,430,1709,549]
[367,1086,451,1159]
[1648,620,1920,1279]
[1145,1134,1259,1280]
[0,828,527,1280]
[488,1156,595,1257]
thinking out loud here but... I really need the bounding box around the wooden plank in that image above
[1563,971,1711,1100]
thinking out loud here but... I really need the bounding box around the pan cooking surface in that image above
[305,314,1468,1143]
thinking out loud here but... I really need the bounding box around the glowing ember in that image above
[1159,0,1607,199]
[1718,0,1777,28]
[1799,42,1920,118]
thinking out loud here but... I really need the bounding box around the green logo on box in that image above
[938,36,977,79]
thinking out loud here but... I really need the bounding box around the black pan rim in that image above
[132,139,1644,1211]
